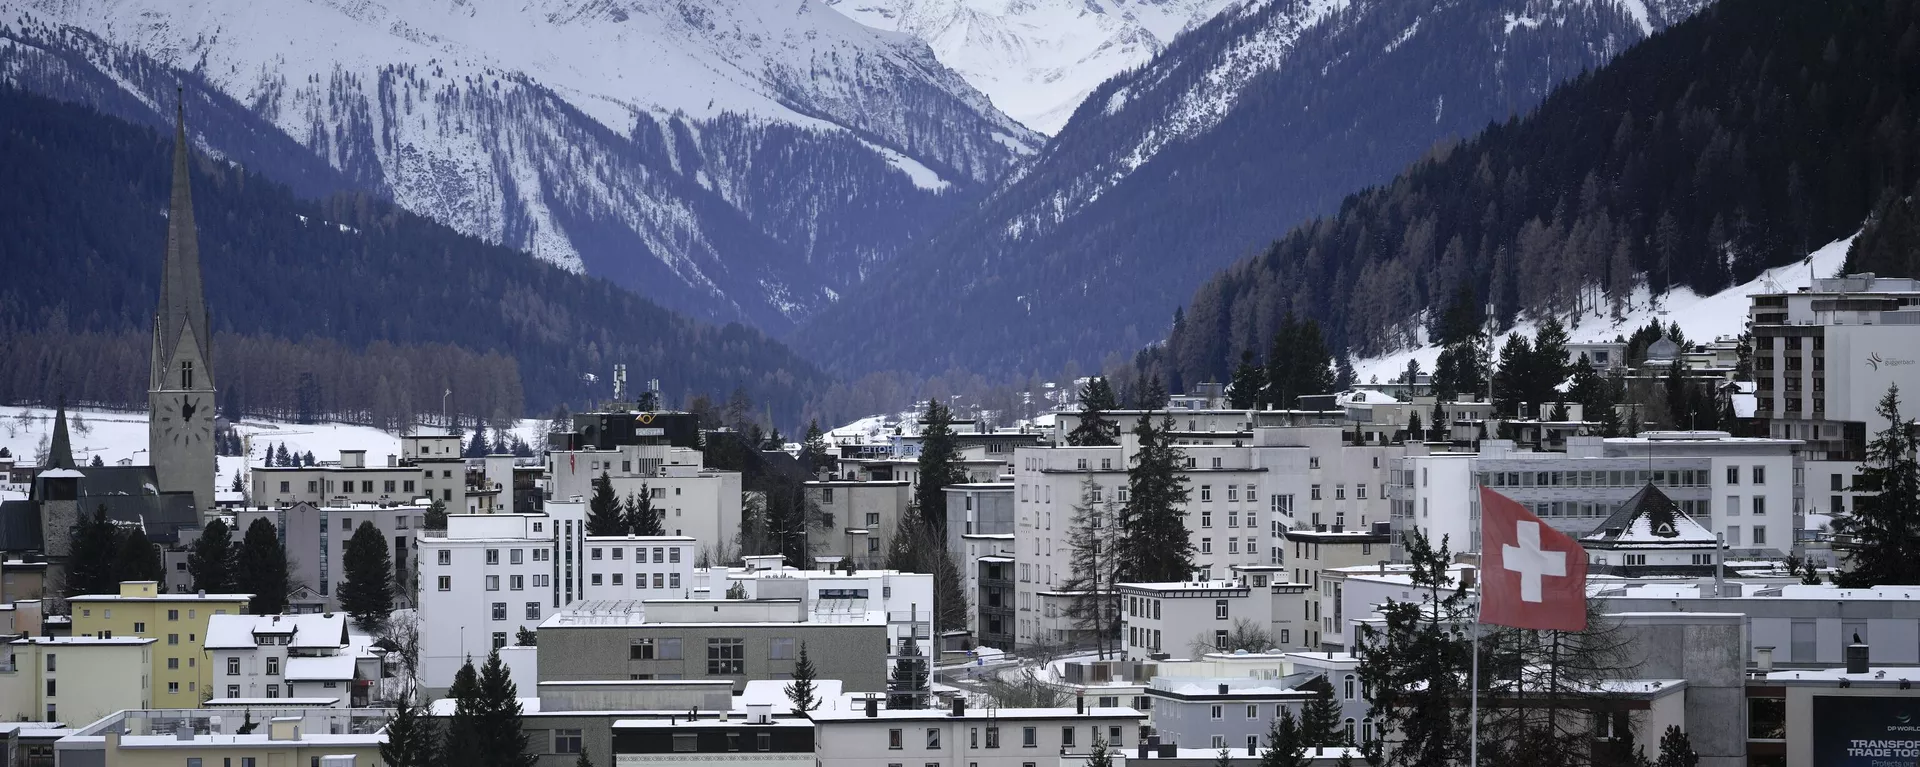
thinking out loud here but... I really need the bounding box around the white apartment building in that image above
[251,436,467,507]
[415,513,556,693]
[578,535,697,600]
[204,613,374,706]
[809,697,1145,767]
[1321,562,1477,651]
[697,557,938,662]
[1011,424,1393,648]
[1116,574,1315,661]
[546,443,743,562]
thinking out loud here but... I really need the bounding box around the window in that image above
[1336,484,1346,500]
[1749,697,1786,739]
[167,657,180,670]
[266,657,280,676]
[486,575,500,591]
[1727,466,1740,485]
[612,574,623,586]
[889,729,904,750]
[1022,727,1037,747]
[708,638,745,674]
[46,679,55,696]
[227,657,239,675]
[511,549,524,564]
[168,609,179,621]
[266,684,279,699]
[770,638,796,660]
[226,685,239,698]
[492,632,507,649]
[674,734,698,752]
[630,638,657,660]
[927,728,942,749]
[492,603,507,621]
[555,729,583,754]
[438,550,451,565]
[1062,727,1076,747]
[670,573,682,589]
[1201,510,1212,528]
[1311,485,1322,500]
[437,576,451,591]
[1753,465,1767,484]
[1215,600,1229,620]
[1754,526,1767,545]
[1200,485,1212,502]
[591,548,602,560]
[526,602,541,621]
[1210,705,1224,720]
[985,727,1001,748]
[1215,629,1229,649]
[1753,496,1766,516]
[613,548,624,561]
[1201,538,1212,554]
[133,621,145,633]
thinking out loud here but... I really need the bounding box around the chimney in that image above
[951,697,966,717]
[1076,695,1085,714]
[865,695,878,718]
[1332,523,1343,533]
[1217,684,1229,695]
[1847,636,1870,675]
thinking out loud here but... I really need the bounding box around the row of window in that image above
[436,573,552,591]
[1481,468,1713,489]
[589,572,683,589]
[490,602,544,621]
[886,724,1124,750]
[589,546,683,563]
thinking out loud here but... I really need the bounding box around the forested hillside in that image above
[1158,0,1920,387]
[0,88,830,426]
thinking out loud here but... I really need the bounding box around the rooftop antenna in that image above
[613,364,628,404]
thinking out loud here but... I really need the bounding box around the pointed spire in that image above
[153,86,212,391]
[48,398,75,470]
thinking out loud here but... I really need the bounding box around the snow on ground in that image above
[0,406,547,492]
[1351,233,1858,387]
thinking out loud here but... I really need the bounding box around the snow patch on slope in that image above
[1351,233,1859,386]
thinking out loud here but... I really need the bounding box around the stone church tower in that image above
[149,98,217,517]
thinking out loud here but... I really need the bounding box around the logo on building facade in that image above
[1867,353,1916,371]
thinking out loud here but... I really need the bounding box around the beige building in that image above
[68,581,251,707]
[805,479,910,568]
[251,436,467,507]
[55,707,391,767]
[0,636,153,724]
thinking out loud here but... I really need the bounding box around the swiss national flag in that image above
[1479,487,1588,632]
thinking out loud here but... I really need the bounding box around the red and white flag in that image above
[1479,487,1588,632]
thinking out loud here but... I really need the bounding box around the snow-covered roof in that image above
[1583,484,1717,547]
[284,655,357,681]
[205,613,348,650]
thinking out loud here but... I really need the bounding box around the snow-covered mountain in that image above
[2,0,1040,329]
[795,0,1712,377]
[825,0,1234,134]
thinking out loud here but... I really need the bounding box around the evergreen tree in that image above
[574,751,593,767]
[275,443,291,467]
[89,454,103,467]
[516,626,537,646]
[302,451,315,466]
[229,470,245,492]
[1137,374,1169,411]
[785,642,821,711]
[886,637,929,709]
[66,505,119,597]
[188,518,236,593]
[914,401,966,536]
[424,498,448,530]
[1406,411,1423,441]
[338,521,394,631]
[1260,707,1311,767]
[1117,415,1195,582]
[623,486,663,536]
[1229,351,1267,409]
[1834,384,1920,586]
[466,423,489,459]
[474,650,535,767]
[234,517,290,614]
[1355,532,1473,767]
[441,659,484,767]
[586,471,623,536]
[113,526,165,585]
[1265,314,1336,409]
[1212,748,1233,767]
[379,694,439,767]
[1530,317,1571,404]
[726,582,748,599]
[799,419,832,476]
[1298,677,1347,747]
[1060,476,1121,658]
[1655,726,1699,767]
[1069,377,1122,446]
[1491,334,1534,416]
[1083,739,1114,767]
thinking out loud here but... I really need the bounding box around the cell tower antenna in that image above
[613,364,628,403]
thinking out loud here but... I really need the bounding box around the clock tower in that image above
[149,97,217,517]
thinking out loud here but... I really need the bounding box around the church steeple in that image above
[152,90,212,392]
[47,398,75,470]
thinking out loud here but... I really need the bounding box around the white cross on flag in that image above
[1479,487,1588,632]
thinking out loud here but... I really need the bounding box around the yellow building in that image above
[68,581,251,707]
[0,636,154,724]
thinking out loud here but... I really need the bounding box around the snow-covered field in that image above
[0,406,546,493]
[1350,233,1858,385]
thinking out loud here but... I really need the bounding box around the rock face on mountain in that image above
[797,0,1707,377]
[4,0,1039,329]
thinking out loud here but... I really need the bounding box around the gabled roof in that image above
[1584,484,1717,547]
[205,613,349,650]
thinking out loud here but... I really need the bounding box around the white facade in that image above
[547,445,743,562]
[1389,451,1479,551]
[205,613,369,706]
[809,702,1145,767]
[251,436,466,507]
[415,513,556,692]
[699,560,938,661]
[578,536,698,600]
[1117,578,1315,660]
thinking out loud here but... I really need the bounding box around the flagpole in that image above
[1469,494,1483,767]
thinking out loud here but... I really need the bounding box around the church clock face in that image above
[161,394,211,445]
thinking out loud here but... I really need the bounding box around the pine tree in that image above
[1530,317,1571,405]
[887,636,929,709]
[1061,476,1121,658]
[586,471,623,536]
[915,400,966,535]
[1260,707,1311,767]
[302,451,315,466]
[1229,351,1266,409]
[573,750,594,767]
[1834,384,1920,586]
[1298,677,1346,747]
[1069,377,1122,446]
[229,470,245,492]
[339,521,394,631]
[275,443,291,467]
[441,659,484,767]
[785,642,821,711]
[424,498,448,530]
[474,650,535,767]
[114,526,165,584]
[188,518,236,593]
[799,419,831,476]
[1117,415,1195,582]
[380,694,439,767]
[1137,375,1169,410]
[234,517,290,614]
[1491,334,1534,416]
[726,582,748,599]
[1211,748,1233,767]
[623,486,663,536]
[1406,411,1423,441]
[66,505,119,596]
[516,626,537,646]
[1655,726,1699,767]
[466,424,489,459]
[1355,531,1473,767]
